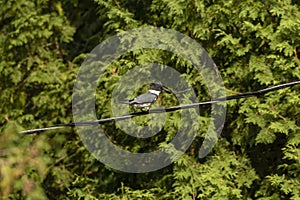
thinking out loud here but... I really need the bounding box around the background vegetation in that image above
[1,0,300,199]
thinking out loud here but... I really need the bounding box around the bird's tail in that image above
[119,101,131,104]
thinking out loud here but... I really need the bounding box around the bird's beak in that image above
[162,86,172,94]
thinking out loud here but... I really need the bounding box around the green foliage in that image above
[0,121,51,199]
[1,0,300,199]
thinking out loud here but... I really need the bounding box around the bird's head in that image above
[150,82,172,94]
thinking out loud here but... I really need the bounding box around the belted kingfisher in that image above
[120,82,170,110]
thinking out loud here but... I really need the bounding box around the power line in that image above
[20,80,300,134]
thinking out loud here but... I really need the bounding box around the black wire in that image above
[20,80,300,134]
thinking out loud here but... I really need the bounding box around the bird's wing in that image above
[132,93,157,104]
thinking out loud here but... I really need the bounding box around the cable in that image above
[20,80,300,134]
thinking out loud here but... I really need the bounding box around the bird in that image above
[120,82,169,110]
